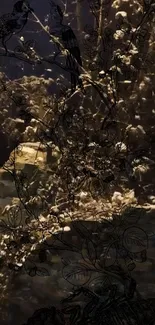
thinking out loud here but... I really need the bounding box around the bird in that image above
[0,0,34,55]
[48,0,83,93]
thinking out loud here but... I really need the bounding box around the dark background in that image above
[0,0,93,81]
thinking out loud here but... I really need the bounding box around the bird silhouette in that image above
[48,0,83,93]
[0,0,34,54]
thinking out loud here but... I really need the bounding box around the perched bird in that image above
[0,0,34,54]
[48,0,83,93]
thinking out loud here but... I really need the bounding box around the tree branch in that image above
[0,47,83,76]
